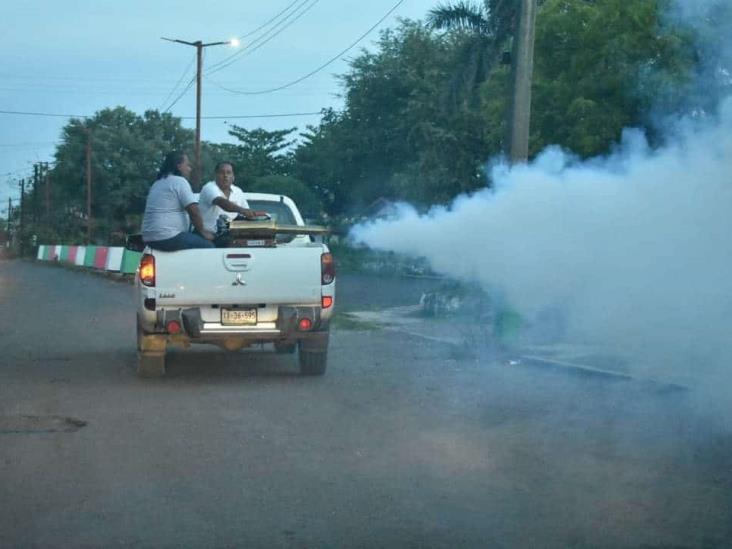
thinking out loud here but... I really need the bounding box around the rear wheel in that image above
[298,343,327,376]
[137,324,167,378]
[138,352,166,378]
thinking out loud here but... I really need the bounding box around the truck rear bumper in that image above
[142,305,329,344]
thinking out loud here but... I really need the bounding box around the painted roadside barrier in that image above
[75,246,86,266]
[84,246,97,268]
[67,245,79,264]
[121,249,142,274]
[105,247,124,272]
[93,247,109,270]
[36,243,141,278]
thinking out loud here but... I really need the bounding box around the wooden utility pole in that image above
[43,162,51,217]
[19,179,25,255]
[7,197,11,239]
[85,129,93,244]
[507,0,538,164]
[162,37,236,189]
[33,163,39,224]
[195,41,203,189]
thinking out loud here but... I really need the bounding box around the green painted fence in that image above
[121,249,142,274]
[83,246,97,267]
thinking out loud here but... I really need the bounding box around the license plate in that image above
[221,308,257,326]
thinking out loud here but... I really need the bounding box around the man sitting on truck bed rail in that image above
[198,161,256,244]
[141,151,215,251]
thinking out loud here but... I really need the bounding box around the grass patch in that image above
[331,312,384,331]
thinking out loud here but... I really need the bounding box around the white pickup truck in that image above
[132,193,335,377]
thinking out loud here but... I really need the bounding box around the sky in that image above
[0,0,439,213]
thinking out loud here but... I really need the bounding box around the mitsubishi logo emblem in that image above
[232,273,247,286]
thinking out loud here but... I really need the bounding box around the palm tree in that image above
[427,0,518,102]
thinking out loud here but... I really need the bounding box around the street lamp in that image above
[162,36,239,188]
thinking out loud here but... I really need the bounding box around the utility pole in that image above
[19,179,25,255]
[195,42,203,188]
[43,162,51,217]
[7,197,11,240]
[507,0,538,164]
[162,36,239,189]
[85,128,93,244]
[33,163,40,224]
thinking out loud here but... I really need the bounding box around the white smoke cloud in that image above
[351,99,732,388]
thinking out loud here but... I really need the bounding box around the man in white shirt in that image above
[198,161,256,234]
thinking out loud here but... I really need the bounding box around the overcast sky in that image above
[0,0,439,211]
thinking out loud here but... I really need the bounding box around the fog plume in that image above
[351,1,732,390]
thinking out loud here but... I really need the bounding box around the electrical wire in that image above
[181,111,322,120]
[157,52,197,111]
[206,0,319,76]
[206,0,314,74]
[162,75,196,113]
[0,109,88,119]
[0,108,323,120]
[162,2,318,111]
[238,0,303,39]
[207,0,406,96]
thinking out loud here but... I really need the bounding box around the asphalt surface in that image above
[0,259,731,548]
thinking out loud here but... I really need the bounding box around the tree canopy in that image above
[12,0,706,248]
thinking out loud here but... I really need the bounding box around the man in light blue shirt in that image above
[142,151,215,251]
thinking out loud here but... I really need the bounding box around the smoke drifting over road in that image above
[350,1,732,392]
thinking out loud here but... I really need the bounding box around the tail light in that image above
[166,320,182,334]
[321,253,335,285]
[298,318,313,331]
[139,253,155,287]
[322,295,333,309]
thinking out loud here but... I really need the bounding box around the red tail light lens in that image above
[298,318,312,331]
[166,320,182,334]
[322,296,333,309]
[321,253,335,285]
[139,253,155,287]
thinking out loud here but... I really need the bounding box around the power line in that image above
[0,142,58,148]
[162,75,196,113]
[208,0,406,96]
[206,0,315,74]
[239,0,303,39]
[157,51,197,111]
[190,111,322,119]
[0,109,88,119]
[206,0,320,76]
[0,107,322,120]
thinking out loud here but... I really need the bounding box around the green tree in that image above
[223,126,297,188]
[427,0,517,105]
[530,0,694,156]
[49,107,193,243]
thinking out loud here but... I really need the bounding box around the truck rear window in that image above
[247,200,297,225]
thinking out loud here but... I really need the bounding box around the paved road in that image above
[0,259,730,548]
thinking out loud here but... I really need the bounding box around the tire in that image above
[138,352,166,378]
[298,345,327,376]
[136,326,167,378]
[274,342,296,354]
[136,314,144,352]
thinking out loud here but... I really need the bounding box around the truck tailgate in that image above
[152,246,323,306]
